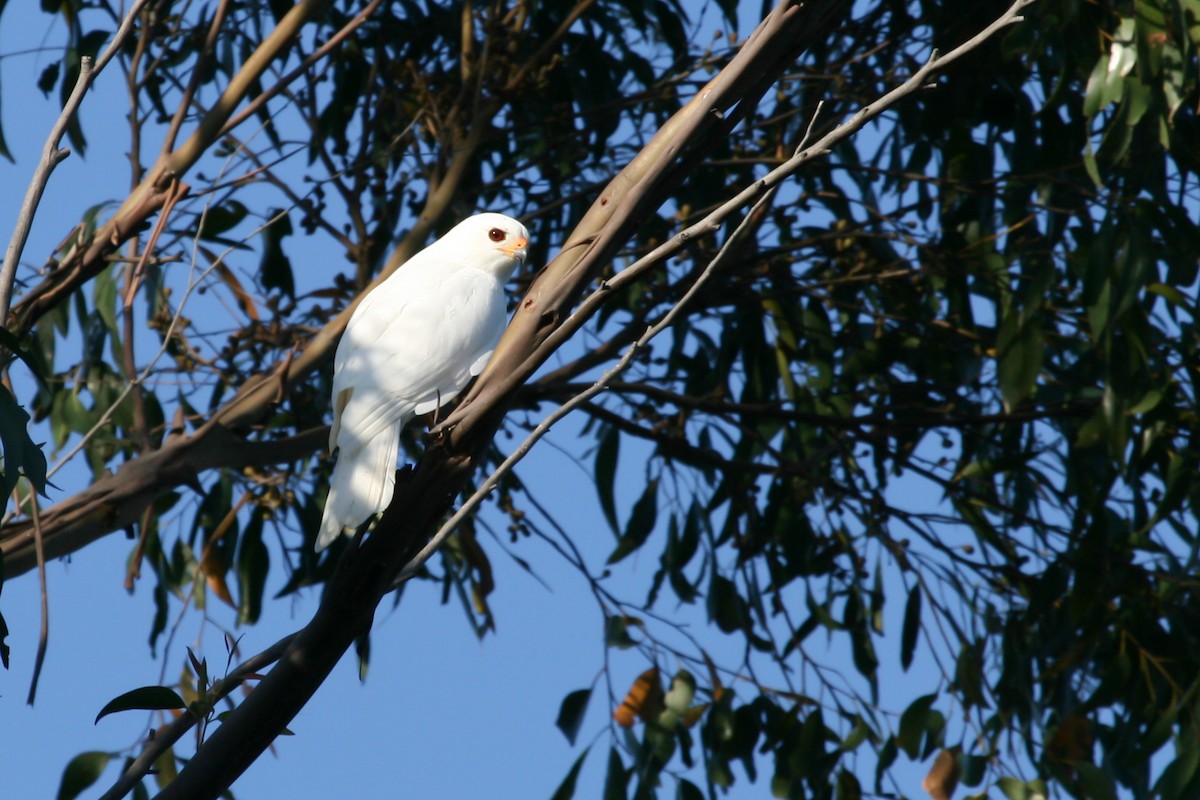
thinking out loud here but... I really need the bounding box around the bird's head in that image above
[442,212,530,280]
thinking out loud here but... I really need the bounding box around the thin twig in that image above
[44,208,291,480]
[95,632,299,800]
[162,0,232,155]
[0,58,91,327]
[217,0,385,139]
[24,484,48,705]
[406,0,1036,571]
[395,182,779,585]
[440,0,1037,411]
[0,0,152,326]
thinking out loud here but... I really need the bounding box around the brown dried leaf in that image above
[922,748,961,800]
[613,667,662,728]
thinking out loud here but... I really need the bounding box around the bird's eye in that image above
[488,227,506,242]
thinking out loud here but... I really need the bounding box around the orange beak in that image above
[501,235,528,259]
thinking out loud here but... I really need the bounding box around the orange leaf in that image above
[204,569,235,609]
[921,748,961,800]
[614,667,663,728]
[212,261,260,322]
[680,702,708,728]
[200,544,235,609]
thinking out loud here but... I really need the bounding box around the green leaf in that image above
[707,570,744,634]
[603,746,630,800]
[1073,762,1117,800]
[0,54,14,162]
[897,693,937,759]
[0,326,43,381]
[961,753,988,787]
[199,199,250,240]
[594,425,620,534]
[355,631,370,683]
[605,615,641,650]
[1153,742,1200,800]
[550,746,591,800]
[0,607,9,670]
[92,264,118,340]
[676,778,705,800]
[555,688,592,745]
[1146,281,1192,310]
[901,585,921,671]
[95,685,186,724]
[607,477,658,564]
[0,545,8,669]
[996,777,1027,800]
[38,62,60,97]
[844,590,879,685]
[996,307,1043,412]
[57,751,111,800]
[836,767,863,800]
[259,209,295,297]
[236,513,269,626]
[0,384,49,498]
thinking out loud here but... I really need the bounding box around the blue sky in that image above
[0,3,951,799]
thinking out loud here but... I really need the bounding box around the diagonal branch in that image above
[145,3,1034,796]
[150,4,857,797]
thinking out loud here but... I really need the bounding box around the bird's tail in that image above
[316,424,400,551]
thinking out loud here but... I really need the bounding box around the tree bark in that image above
[150,2,852,796]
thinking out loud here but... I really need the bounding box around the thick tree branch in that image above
[0,427,326,577]
[148,3,1034,796]
[152,4,856,797]
[438,0,854,444]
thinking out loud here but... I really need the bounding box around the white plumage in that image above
[316,212,529,551]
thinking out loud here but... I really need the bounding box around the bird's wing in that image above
[329,386,352,451]
[331,266,507,446]
[468,347,496,377]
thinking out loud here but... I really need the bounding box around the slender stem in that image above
[0,0,153,327]
[0,58,90,328]
[217,0,385,139]
[24,485,48,706]
[162,0,232,155]
[96,633,298,800]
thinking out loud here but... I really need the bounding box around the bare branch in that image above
[0,0,154,326]
[9,0,336,335]
[0,58,90,327]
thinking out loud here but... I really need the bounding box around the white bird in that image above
[316,212,529,551]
